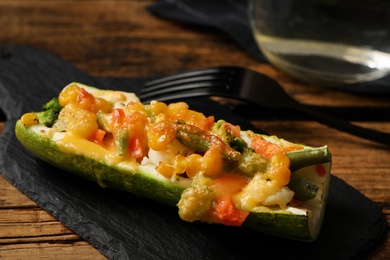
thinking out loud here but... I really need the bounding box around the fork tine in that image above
[144,67,225,88]
[142,77,228,94]
[141,89,212,103]
[140,82,231,103]
[140,82,243,104]
[141,66,238,94]
[140,66,245,103]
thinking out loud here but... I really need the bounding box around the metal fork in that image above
[140,66,390,146]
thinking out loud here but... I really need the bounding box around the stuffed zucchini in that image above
[15,82,331,241]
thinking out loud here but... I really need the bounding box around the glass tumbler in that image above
[249,0,390,85]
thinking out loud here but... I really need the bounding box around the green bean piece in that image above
[115,130,129,157]
[288,174,319,201]
[230,137,247,153]
[287,146,331,172]
[176,128,210,153]
[174,122,241,162]
[144,104,156,122]
[96,113,112,132]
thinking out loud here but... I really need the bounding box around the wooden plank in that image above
[0,177,37,208]
[0,171,105,259]
[0,234,80,245]
[0,242,106,260]
[0,222,73,238]
[0,208,55,223]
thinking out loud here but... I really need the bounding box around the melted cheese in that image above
[55,132,135,167]
[30,83,329,223]
[82,85,140,106]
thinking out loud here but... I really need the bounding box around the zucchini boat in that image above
[15,82,332,242]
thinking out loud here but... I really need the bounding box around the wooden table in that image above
[0,1,389,259]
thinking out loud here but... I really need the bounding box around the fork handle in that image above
[293,105,390,146]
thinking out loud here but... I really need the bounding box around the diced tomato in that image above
[252,136,304,159]
[252,136,281,159]
[203,116,215,131]
[128,135,144,159]
[112,108,125,128]
[222,122,241,137]
[289,197,305,207]
[315,164,326,177]
[102,132,114,149]
[89,129,106,145]
[283,144,304,153]
[208,174,249,226]
[210,196,249,226]
[77,88,95,110]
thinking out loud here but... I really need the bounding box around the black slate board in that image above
[0,45,387,260]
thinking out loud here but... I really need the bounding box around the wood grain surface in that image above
[0,1,389,259]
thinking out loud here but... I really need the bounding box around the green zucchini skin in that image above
[15,120,184,206]
[243,211,311,240]
[15,120,331,242]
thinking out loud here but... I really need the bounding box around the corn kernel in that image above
[186,154,204,179]
[268,153,291,187]
[127,101,146,113]
[149,101,168,116]
[202,147,223,177]
[93,97,112,113]
[174,154,188,174]
[58,84,80,106]
[167,102,189,115]
[147,121,175,151]
[20,113,39,127]
[156,162,174,178]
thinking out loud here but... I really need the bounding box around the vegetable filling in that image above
[20,83,329,227]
